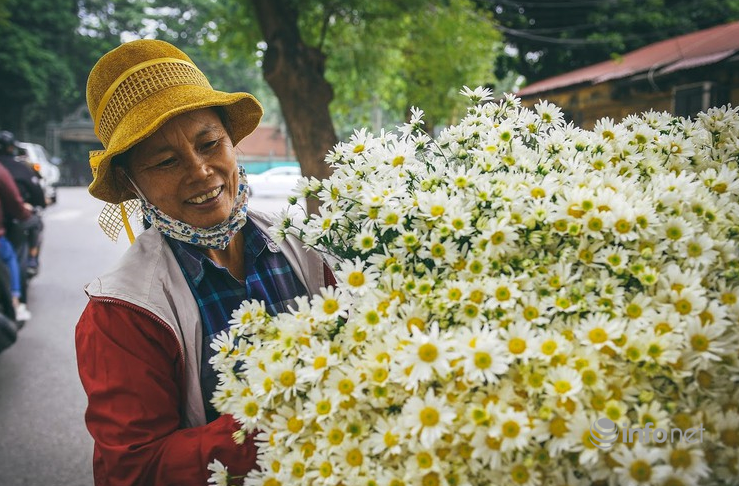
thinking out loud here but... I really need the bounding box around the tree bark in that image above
[250,0,337,215]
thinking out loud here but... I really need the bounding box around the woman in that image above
[76,39,334,485]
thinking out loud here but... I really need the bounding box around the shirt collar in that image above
[167,216,282,286]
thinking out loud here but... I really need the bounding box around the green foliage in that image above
[229,0,501,135]
[0,0,79,135]
[483,0,739,83]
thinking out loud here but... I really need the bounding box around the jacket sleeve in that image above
[0,166,30,221]
[75,300,258,486]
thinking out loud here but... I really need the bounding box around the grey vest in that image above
[84,211,327,426]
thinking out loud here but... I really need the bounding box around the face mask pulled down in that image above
[136,166,249,250]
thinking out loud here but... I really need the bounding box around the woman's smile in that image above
[186,185,224,205]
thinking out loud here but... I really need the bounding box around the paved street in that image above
[0,187,299,485]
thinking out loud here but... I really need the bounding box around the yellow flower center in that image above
[496,286,511,301]
[280,370,296,387]
[464,304,479,318]
[491,231,505,245]
[721,428,739,447]
[328,428,344,445]
[314,356,327,369]
[587,217,603,231]
[346,448,363,467]
[244,401,259,417]
[431,243,446,257]
[448,288,462,301]
[615,219,632,234]
[347,272,365,287]
[629,460,652,482]
[588,328,608,344]
[523,306,539,321]
[669,449,693,469]
[323,298,339,314]
[674,299,692,315]
[417,451,433,468]
[531,187,546,198]
[554,380,572,394]
[687,242,702,257]
[666,226,683,240]
[509,338,527,354]
[691,334,709,352]
[287,416,303,433]
[419,343,439,362]
[384,430,398,446]
[550,417,568,437]
[626,303,642,319]
[319,461,332,478]
[486,436,502,450]
[420,407,440,427]
[567,205,584,218]
[407,317,425,332]
[721,292,737,305]
[582,369,597,386]
[510,465,530,484]
[373,367,388,383]
[502,420,521,438]
[338,379,354,395]
[292,462,305,478]
[474,352,492,369]
[316,400,331,415]
[541,339,557,355]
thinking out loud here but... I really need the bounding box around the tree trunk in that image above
[250,0,337,215]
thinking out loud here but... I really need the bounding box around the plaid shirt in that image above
[167,216,307,422]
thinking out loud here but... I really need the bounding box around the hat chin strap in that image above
[124,172,150,204]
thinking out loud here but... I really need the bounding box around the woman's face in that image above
[125,108,238,228]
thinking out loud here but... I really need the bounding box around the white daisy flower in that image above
[395,322,458,389]
[612,443,670,486]
[490,407,532,452]
[334,257,380,295]
[545,366,584,399]
[458,326,511,383]
[402,388,456,448]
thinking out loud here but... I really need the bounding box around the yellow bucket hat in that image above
[86,39,263,205]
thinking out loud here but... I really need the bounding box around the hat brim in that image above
[89,85,263,204]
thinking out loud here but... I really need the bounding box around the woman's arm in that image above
[76,300,257,486]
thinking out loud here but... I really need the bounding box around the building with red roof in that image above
[517,21,739,127]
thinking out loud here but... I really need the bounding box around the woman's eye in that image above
[203,139,220,150]
[156,158,176,168]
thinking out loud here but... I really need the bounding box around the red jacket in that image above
[76,298,258,485]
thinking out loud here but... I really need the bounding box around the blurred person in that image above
[75,39,335,485]
[0,161,32,322]
[0,131,45,275]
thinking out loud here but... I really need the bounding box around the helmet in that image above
[0,130,15,149]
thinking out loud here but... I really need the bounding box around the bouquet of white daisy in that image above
[210,88,739,486]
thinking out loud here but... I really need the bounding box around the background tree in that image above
[479,0,739,84]
[211,0,500,212]
[0,0,80,138]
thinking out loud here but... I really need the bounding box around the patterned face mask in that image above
[138,166,249,250]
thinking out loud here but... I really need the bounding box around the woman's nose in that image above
[185,152,213,179]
